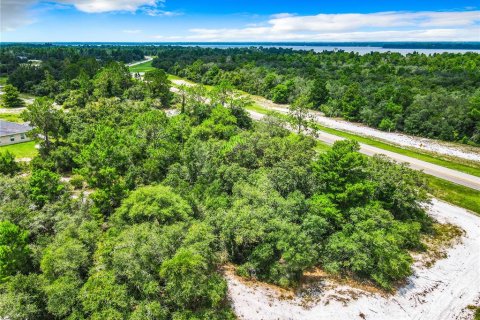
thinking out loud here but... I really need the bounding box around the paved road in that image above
[248,110,480,191]
[127,56,154,67]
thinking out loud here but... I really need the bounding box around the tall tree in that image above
[22,97,63,155]
[93,62,132,98]
[289,95,311,133]
[144,69,173,107]
[1,84,25,109]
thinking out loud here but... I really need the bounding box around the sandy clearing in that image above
[252,96,480,163]
[171,79,195,87]
[227,198,480,320]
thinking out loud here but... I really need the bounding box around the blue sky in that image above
[1,0,480,42]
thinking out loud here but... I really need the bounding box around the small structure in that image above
[0,120,32,146]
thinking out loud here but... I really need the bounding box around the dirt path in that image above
[226,198,480,320]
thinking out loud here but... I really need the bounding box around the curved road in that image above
[248,110,480,191]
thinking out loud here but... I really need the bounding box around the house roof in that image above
[0,120,32,137]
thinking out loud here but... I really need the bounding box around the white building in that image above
[0,120,32,146]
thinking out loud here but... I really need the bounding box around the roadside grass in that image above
[0,141,37,158]
[314,141,331,153]
[0,113,24,123]
[426,175,480,216]
[0,76,7,85]
[129,60,155,73]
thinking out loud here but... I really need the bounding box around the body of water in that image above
[185,44,480,55]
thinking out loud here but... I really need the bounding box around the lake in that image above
[184,44,480,55]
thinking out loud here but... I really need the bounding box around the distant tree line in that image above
[150,46,480,144]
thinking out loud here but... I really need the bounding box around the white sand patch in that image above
[227,199,480,320]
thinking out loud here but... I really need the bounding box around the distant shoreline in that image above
[2,42,480,50]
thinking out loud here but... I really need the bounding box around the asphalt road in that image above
[126,56,154,67]
[248,110,480,191]
[167,72,480,192]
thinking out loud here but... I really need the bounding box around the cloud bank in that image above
[186,10,480,41]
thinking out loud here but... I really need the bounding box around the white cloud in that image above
[185,10,480,42]
[143,8,182,17]
[266,11,480,33]
[57,0,163,13]
[1,0,170,31]
[152,35,183,40]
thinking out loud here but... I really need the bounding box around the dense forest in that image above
[150,46,480,144]
[1,44,479,144]
[0,46,435,319]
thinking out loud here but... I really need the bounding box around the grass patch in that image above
[0,76,7,85]
[0,113,24,123]
[0,141,37,158]
[167,74,185,81]
[426,175,480,215]
[129,60,155,73]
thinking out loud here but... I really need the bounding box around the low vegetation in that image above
[128,60,155,73]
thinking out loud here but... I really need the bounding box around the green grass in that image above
[426,175,480,215]
[129,60,155,73]
[0,112,24,123]
[167,74,185,81]
[0,76,7,85]
[0,141,37,158]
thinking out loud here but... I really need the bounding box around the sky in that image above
[1,0,480,42]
